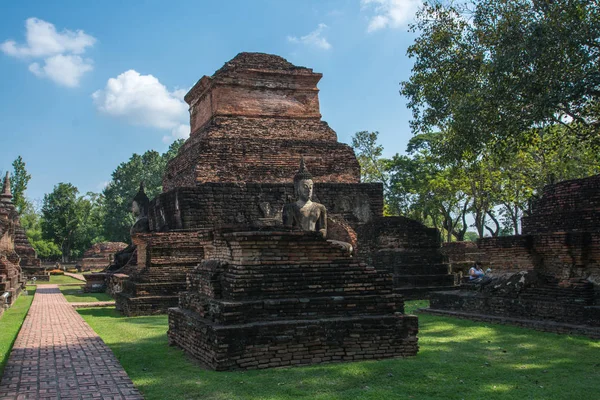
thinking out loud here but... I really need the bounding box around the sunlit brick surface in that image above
[0,285,143,399]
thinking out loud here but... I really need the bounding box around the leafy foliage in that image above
[19,207,62,260]
[352,128,600,241]
[10,156,31,215]
[102,139,183,242]
[41,183,83,262]
[401,0,600,160]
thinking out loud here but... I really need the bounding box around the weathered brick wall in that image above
[356,217,455,299]
[14,226,40,268]
[149,182,383,232]
[163,52,360,191]
[0,198,27,303]
[441,242,478,264]
[0,255,24,305]
[475,233,600,280]
[163,136,360,191]
[441,241,479,276]
[115,231,205,316]
[523,174,600,234]
[168,312,419,371]
[168,229,419,371]
[83,273,107,293]
[80,242,127,271]
[186,53,323,133]
[476,236,537,272]
[430,273,599,328]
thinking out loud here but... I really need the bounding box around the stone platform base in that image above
[422,308,600,339]
[115,293,180,316]
[168,307,419,371]
[397,284,459,300]
[84,273,107,293]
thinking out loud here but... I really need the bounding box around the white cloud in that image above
[96,181,110,190]
[1,18,96,87]
[287,23,332,50]
[29,54,93,87]
[1,18,95,58]
[92,70,190,143]
[361,0,421,32]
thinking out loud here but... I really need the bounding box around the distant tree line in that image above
[352,128,600,242]
[11,139,183,262]
[352,0,600,242]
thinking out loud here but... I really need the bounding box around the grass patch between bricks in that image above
[58,285,113,303]
[0,286,36,376]
[79,302,600,400]
[39,274,86,285]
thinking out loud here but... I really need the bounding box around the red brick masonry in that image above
[0,285,142,399]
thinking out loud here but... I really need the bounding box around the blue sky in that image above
[0,0,421,202]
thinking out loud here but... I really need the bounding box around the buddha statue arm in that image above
[282,203,295,227]
[316,205,327,238]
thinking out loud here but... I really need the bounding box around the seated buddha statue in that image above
[283,159,327,238]
[108,182,150,270]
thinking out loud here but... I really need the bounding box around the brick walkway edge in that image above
[0,285,143,399]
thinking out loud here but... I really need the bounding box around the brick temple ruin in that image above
[0,173,30,315]
[0,173,43,283]
[428,174,600,338]
[80,242,127,271]
[110,52,455,320]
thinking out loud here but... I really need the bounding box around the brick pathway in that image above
[0,285,143,399]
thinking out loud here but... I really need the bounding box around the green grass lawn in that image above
[59,285,113,303]
[40,274,86,285]
[79,302,600,400]
[0,286,36,376]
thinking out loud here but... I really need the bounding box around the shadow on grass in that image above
[59,287,113,302]
[79,306,600,400]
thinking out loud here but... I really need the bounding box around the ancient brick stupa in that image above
[0,173,43,281]
[80,242,127,271]
[167,158,418,370]
[428,174,600,337]
[114,53,455,318]
[0,173,27,314]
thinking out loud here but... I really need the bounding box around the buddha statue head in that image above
[293,158,314,203]
[132,182,150,219]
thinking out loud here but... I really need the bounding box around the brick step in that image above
[370,252,446,266]
[178,292,404,324]
[391,264,451,276]
[422,308,600,339]
[396,285,459,300]
[394,274,456,288]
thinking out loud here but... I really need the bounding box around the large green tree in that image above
[19,206,62,260]
[401,0,600,160]
[102,140,184,242]
[11,156,31,215]
[41,183,81,262]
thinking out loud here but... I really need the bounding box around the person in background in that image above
[468,261,493,285]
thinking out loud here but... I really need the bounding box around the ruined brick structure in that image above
[358,217,456,299]
[168,229,418,371]
[116,53,453,317]
[115,53,458,370]
[115,231,204,315]
[441,241,478,277]
[428,175,600,337]
[0,173,27,314]
[80,242,127,271]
